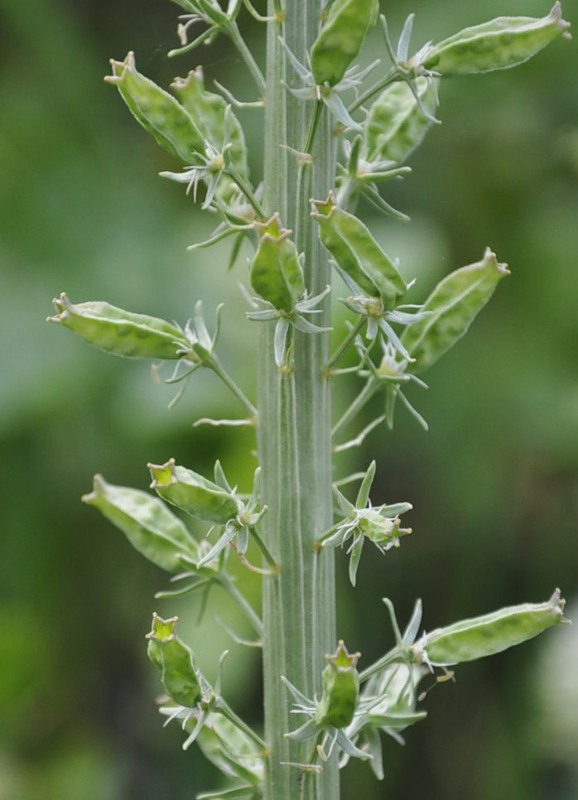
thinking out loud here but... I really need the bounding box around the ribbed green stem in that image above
[259,3,338,799]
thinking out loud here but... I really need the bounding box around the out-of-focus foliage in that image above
[1,1,576,799]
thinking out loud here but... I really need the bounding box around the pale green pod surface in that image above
[422,3,570,76]
[196,713,264,786]
[310,0,379,86]
[417,589,567,667]
[362,77,439,165]
[401,247,509,374]
[358,510,400,546]
[249,215,305,312]
[313,197,406,309]
[82,475,200,572]
[146,613,202,707]
[149,458,240,524]
[105,52,204,163]
[171,68,249,180]
[48,294,189,360]
[314,641,360,729]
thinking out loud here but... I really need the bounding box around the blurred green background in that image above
[1,0,577,798]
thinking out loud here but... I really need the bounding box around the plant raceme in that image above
[49,2,571,798]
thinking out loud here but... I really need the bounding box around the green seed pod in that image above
[148,458,240,524]
[315,641,360,729]
[105,52,204,163]
[401,247,509,374]
[312,196,406,309]
[310,0,380,87]
[48,293,189,360]
[171,67,249,181]
[82,475,199,572]
[415,589,567,667]
[358,509,402,546]
[196,712,265,786]
[421,3,571,76]
[249,215,305,312]
[362,77,439,166]
[146,613,202,707]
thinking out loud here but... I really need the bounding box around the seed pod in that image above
[82,475,199,572]
[310,0,379,87]
[48,293,189,360]
[315,641,360,729]
[146,613,202,707]
[415,589,567,667]
[249,215,305,312]
[196,713,265,786]
[421,3,570,76]
[312,196,406,309]
[148,458,240,524]
[362,77,439,166]
[358,510,403,547]
[105,52,204,163]
[401,247,509,374]
[171,67,249,180]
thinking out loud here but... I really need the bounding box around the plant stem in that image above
[259,3,338,799]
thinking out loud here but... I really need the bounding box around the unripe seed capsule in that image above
[82,475,200,572]
[171,67,249,181]
[315,641,360,729]
[401,247,509,374]
[249,215,305,312]
[146,613,202,707]
[48,294,189,360]
[148,458,240,524]
[105,52,204,164]
[415,589,567,667]
[196,713,264,785]
[362,77,439,166]
[310,0,379,87]
[312,196,406,309]
[421,3,571,76]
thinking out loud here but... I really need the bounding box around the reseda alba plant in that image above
[49,3,571,798]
